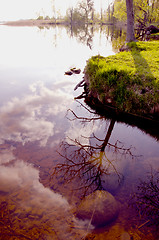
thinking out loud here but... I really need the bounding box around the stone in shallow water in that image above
[75,190,119,228]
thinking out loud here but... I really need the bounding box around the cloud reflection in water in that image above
[0,82,73,146]
[0,147,90,239]
[0,80,93,239]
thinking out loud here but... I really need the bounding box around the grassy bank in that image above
[85,41,159,119]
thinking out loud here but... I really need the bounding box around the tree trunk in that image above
[126,0,136,42]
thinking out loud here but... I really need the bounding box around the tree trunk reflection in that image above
[52,101,136,196]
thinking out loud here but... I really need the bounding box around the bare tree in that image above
[78,0,94,23]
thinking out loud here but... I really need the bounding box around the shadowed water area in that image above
[0,23,159,239]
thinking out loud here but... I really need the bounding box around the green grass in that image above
[85,41,159,117]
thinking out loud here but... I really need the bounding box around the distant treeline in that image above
[37,0,159,27]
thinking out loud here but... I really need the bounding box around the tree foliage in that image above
[113,0,127,22]
[65,0,95,24]
[113,0,159,25]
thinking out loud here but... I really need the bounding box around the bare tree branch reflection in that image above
[131,168,159,229]
[66,100,101,123]
[66,108,101,122]
[52,102,137,196]
[67,24,94,50]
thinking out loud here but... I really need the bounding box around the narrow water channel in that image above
[0,24,158,239]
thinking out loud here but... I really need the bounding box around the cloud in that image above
[65,119,100,147]
[0,82,72,146]
[0,158,93,239]
[0,160,69,209]
[0,81,93,238]
[0,147,15,164]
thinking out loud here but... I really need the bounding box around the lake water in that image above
[0,24,158,239]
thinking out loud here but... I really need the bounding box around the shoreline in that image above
[1,19,67,27]
[1,19,120,28]
[82,41,159,125]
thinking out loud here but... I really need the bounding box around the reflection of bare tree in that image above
[68,24,126,50]
[52,101,136,196]
[67,24,94,49]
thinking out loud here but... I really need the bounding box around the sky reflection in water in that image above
[0,24,115,239]
[0,24,159,239]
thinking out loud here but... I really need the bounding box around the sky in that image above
[0,0,113,21]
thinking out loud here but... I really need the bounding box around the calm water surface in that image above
[0,24,158,239]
